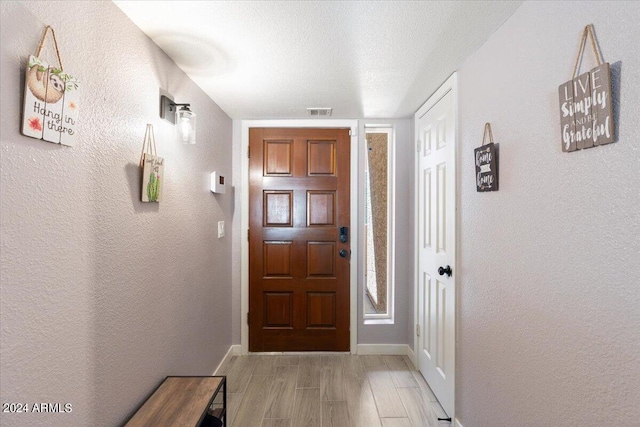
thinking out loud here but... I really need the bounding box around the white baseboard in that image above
[455,419,464,427]
[213,344,241,375]
[356,344,411,355]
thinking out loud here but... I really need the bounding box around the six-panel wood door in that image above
[416,87,456,417]
[249,128,350,352]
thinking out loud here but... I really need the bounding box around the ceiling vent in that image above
[307,108,332,117]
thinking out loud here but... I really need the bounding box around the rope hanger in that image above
[481,122,494,146]
[35,25,64,71]
[139,124,158,167]
[572,24,603,79]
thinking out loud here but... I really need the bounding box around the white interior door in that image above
[415,78,456,418]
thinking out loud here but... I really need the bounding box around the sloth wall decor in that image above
[22,55,80,146]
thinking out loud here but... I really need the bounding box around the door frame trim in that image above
[413,72,458,416]
[240,120,359,355]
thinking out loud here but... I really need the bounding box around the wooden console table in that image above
[125,376,226,427]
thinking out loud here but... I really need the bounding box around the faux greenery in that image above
[147,172,160,202]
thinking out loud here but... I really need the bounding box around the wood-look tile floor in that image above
[220,354,451,427]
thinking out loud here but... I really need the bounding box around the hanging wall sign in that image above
[475,123,498,192]
[21,26,80,147]
[139,124,164,203]
[558,24,614,152]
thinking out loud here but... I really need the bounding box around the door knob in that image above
[339,249,349,258]
[438,265,452,277]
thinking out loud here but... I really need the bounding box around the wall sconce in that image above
[160,95,196,144]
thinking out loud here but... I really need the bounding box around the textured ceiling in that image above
[114,1,522,119]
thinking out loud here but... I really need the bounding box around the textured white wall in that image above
[231,120,243,344]
[0,2,233,426]
[456,1,640,425]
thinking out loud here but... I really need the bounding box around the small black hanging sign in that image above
[475,123,498,192]
[558,24,614,152]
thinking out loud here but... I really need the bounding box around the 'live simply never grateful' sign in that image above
[558,25,614,152]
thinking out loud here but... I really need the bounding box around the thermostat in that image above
[210,172,226,194]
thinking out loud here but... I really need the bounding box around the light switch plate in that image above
[217,221,225,238]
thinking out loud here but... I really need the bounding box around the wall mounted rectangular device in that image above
[210,172,226,194]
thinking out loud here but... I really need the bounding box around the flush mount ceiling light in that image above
[160,95,197,144]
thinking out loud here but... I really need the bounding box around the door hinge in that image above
[416,323,420,337]
[416,139,421,153]
[247,312,250,325]
[247,229,250,241]
[247,146,250,158]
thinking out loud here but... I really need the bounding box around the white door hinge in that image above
[416,139,421,153]
[416,324,420,337]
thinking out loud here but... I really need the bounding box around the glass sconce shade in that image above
[176,107,196,144]
[160,95,197,144]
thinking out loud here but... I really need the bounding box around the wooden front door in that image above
[249,128,350,352]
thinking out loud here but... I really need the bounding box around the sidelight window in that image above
[363,127,395,321]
